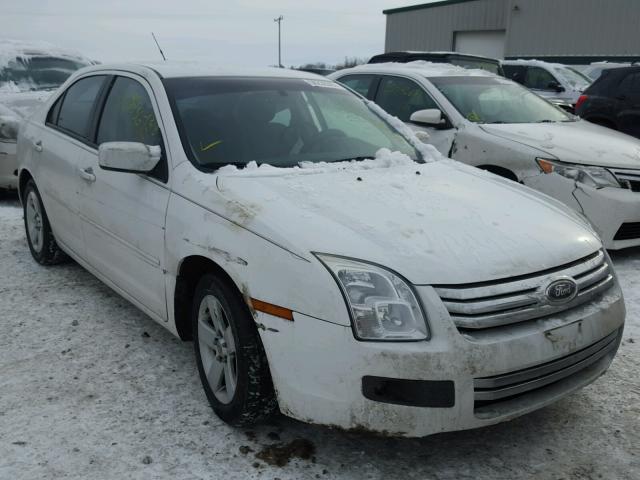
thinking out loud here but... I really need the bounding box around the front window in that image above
[0,55,91,92]
[430,76,572,124]
[555,67,591,91]
[163,77,420,170]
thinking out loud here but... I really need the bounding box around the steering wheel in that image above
[301,129,348,153]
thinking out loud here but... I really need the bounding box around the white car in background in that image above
[331,62,640,250]
[0,39,93,190]
[502,60,592,111]
[18,63,624,437]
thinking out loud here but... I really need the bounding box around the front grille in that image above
[612,168,640,192]
[434,250,614,330]
[614,222,640,241]
[473,329,620,407]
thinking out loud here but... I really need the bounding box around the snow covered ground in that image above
[0,194,638,480]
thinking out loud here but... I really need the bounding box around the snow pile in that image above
[217,148,418,177]
[0,39,90,70]
[348,60,497,78]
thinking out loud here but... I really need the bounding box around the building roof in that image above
[383,0,483,15]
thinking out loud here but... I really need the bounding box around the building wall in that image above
[505,0,640,58]
[385,0,640,61]
[384,0,509,52]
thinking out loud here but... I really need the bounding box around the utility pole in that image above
[274,15,284,67]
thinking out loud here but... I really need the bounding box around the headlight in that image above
[536,158,620,189]
[316,254,429,341]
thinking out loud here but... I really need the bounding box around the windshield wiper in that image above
[325,156,374,163]
[538,120,557,123]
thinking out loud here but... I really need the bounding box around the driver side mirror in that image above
[98,142,161,174]
[547,81,565,93]
[409,109,444,127]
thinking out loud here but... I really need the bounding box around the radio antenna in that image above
[151,32,167,61]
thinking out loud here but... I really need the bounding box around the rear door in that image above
[78,74,170,320]
[616,72,640,138]
[374,75,456,154]
[35,75,108,257]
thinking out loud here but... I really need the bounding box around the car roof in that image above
[502,59,569,69]
[334,61,498,79]
[76,62,327,80]
[371,51,499,62]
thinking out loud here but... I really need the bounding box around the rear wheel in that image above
[192,274,277,426]
[22,180,68,265]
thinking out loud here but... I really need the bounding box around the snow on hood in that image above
[211,159,600,285]
[0,39,91,70]
[480,120,640,169]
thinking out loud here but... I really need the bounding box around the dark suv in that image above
[576,66,640,138]
[368,51,504,76]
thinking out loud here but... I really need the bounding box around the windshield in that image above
[430,76,571,124]
[0,55,90,92]
[449,58,501,75]
[163,77,420,170]
[555,66,591,90]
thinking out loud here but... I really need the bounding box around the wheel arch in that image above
[174,255,245,341]
[17,168,34,204]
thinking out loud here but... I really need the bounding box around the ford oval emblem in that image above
[546,278,578,304]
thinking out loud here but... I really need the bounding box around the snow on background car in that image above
[0,195,638,479]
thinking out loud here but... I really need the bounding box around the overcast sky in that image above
[2,0,436,67]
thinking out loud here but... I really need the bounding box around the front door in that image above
[78,74,170,320]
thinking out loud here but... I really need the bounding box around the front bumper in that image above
[523,173,640,250]
[257,283,625,437]
[0,140,18,190]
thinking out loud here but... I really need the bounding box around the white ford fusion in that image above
[331,62,640,250]
[18,63,625,437]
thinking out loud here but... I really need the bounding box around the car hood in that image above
[0,90,52,119]
[480,121,640,169]
[209,160,600,285]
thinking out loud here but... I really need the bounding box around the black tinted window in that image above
[619,73,640,95]
[503,65,527,84]
[375,76,438,122]
[338,75,376,98]
[57,76,105,139]
[97,77,162,146]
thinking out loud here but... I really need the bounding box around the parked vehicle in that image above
[0,39,93,190]
[582,62,633,82]
[369,51,504,76]
[576,66,640,140]
[18,63,624,437]
[502,60,591,112]
[331,62,640,249]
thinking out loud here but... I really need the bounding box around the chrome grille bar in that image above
[435,250,614,330]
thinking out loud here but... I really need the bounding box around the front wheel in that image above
[22,179,68,265]
[192,274,277,426]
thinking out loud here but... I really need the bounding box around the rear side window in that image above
[338,75,376,98]
[618,73,640,95]
[375,76,438,122]
[97,76,162,146]
[524,67,558,90]
[56,76,105,139]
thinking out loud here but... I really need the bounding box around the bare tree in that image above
[334,56,367,70]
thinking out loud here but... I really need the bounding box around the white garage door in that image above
[454,30,506,59]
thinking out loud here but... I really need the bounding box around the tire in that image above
[22,179,69,265]
[192,274,278,426]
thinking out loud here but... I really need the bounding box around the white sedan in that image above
[331,62,640,250]
[17,63,624,437]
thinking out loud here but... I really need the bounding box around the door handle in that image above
[78,167,96,183]
[33,140,43,153]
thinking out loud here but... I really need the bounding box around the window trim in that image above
[45,74,110,148]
